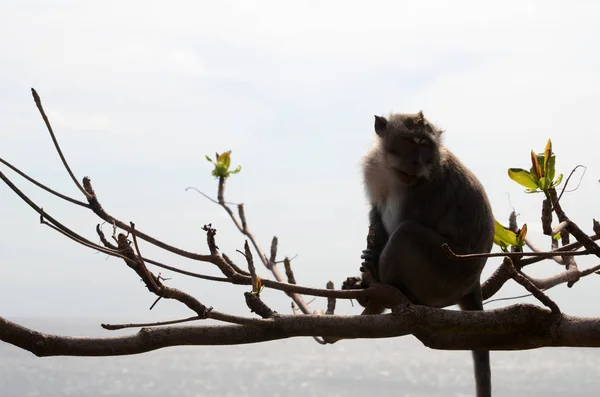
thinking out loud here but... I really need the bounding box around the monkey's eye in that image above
[419,146,433,164]
[387,138,416,157]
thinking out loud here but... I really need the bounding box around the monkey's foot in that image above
[341,276,369,308]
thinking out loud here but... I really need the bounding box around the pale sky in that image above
[1,0,600,324]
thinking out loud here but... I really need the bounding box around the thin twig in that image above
[83,177,216,263]
[102,316,202,330]
[40,215,136,265]
[94,224,230,282]
[184,187,239,205]
[30,88,91,199]
[242,240,257,288]
[552,221,569,237]
[284,257,297,284]
[443,243,589,260]
[548,187,600,258]
[130,222,161,292]
[504,257,560,314]
[484,263,600,305]
[554,164,586,204]
[520,234,600,266]
[524,237,563,265]
[0,158,90,208]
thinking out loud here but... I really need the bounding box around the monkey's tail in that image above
[472,350,491,397]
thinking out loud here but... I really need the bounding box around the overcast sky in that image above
[1,0,600,324]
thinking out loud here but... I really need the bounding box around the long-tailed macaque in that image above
[359,111,495,397]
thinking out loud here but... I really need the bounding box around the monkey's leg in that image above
[459,289,491,397]
[379,220,491,397]
[378,220,482,307]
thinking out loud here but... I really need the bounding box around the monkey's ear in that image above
[416,111,425,127]
[374,115,388,136]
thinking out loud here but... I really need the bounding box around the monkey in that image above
[358,111,495,397]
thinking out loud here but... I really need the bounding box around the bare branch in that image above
[269,236,278,266]
[326,281,336,315]
[542,198,553,235]
[244,292,275,318]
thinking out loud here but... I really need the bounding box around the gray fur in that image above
[361,112,495,397]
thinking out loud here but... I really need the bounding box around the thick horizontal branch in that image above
[3,303,600,357]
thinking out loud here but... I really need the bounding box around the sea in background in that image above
[1,318,599,397]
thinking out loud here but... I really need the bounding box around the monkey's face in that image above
[381,136,437,185]
[374,113,441,186]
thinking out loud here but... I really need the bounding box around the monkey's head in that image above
[373,111,443,186]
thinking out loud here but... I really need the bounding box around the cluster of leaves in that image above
[507,139,563,193]
[494,221,527,252]
[205,151,242,179]
[493,139,564,252]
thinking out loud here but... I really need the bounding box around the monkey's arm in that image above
[361,206,388,282]
[341,206,389,308]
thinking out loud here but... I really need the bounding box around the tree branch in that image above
[3,303,600,357]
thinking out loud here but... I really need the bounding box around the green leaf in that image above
[554,232,562,240]
[546,153,556,181]
[524,189,543,194]
[516,224,528,247]
[543,139,552,176]
[493,220,519,248]
[531,151,543,179]
[538,177,550,190]
[551,173,563,188]
[217,151,232,169]
[205,155,214,163]
[230,165,242,174]
[508,168,539,189]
